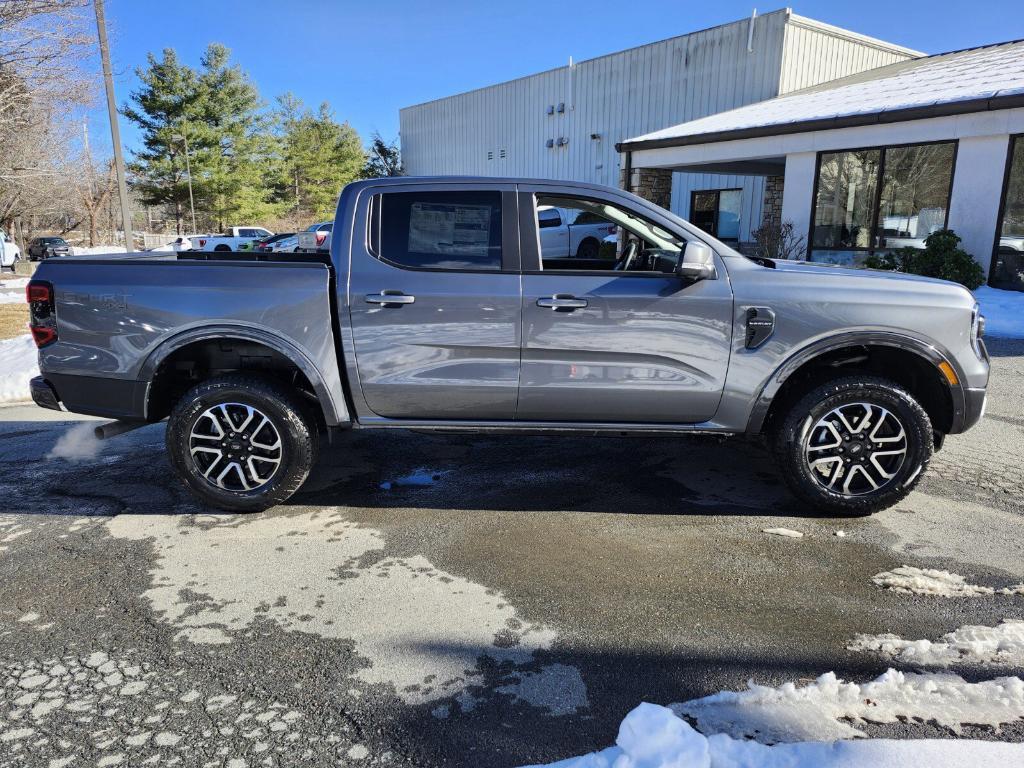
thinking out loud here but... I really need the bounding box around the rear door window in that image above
[376,191,502,271]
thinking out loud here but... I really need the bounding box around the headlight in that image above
[971,302,986,357]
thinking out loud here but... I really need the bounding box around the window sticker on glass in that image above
[408,203,491,257]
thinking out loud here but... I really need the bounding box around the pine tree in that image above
[273,94,364,227]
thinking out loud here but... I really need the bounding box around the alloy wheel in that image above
[189,403,283,492]
[804,402,908,496]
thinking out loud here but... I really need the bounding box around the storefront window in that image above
[991,136,1024,291]
[809,142,955,265]
[812,150,880,252]
[690,189,741,242]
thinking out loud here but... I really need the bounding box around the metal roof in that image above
[618,39,1024,152]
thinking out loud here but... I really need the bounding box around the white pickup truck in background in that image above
[538,205,618,259]
[190,226,274,252]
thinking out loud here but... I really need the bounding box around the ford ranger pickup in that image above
[26,177,989,514]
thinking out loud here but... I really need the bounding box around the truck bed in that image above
[31,255,347,424]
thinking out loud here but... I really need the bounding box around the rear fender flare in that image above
[136,325,349,426]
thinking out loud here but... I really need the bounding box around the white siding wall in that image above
[400,10,918,242]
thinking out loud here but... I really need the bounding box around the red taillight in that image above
[27,283,51,303]
[27,280,57,348]
[315,232,327,246]
[30,326,57,346]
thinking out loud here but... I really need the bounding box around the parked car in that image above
[538,204,618,259]
[0,229,20,271]
[191,227,274,252]
[27,236,71,261]
[27,177,989,516]
[296,221,332,252]
[254,233,297,253]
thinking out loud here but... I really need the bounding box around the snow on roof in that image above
[621,40,1024,149]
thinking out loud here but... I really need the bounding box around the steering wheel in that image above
[614,239,639,272]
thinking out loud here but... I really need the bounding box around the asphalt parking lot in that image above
[1,339,1022,767]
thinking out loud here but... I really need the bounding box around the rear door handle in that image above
[365,291,415,306]
[537,295,588,311]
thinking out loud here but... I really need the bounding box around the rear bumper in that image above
[30,376,62,412]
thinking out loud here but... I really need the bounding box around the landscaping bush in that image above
[863,230,985,289]
[751,220,805,260]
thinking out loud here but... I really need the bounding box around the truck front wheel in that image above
[166,374,318,512]
[771,375,933,516]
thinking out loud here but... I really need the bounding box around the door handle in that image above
[365,291,415,306]
[537,295,588,311]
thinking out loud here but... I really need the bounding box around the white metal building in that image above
[618,39,1024,288]
[399,8,919,245]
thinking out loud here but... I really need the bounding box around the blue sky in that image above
[86,0,1021,157]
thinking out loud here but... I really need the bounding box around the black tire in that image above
[771,375,932,516]
[576,238,600,259]
[166,374,318,512]
[214,244,231,252]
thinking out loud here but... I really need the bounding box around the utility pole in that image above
[173,129,198,235]
[94,0,133,249]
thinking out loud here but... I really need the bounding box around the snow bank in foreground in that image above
[0,334,38,403]
[674,668,1024,742]
[71,245,127,256]
[850,619,1024,668]
[872,566,1024,597]
[523,700,1024,768]
[974,286,1024,339]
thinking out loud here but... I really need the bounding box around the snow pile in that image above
[380,469,446,490]
[523,697,1024,768]
[975,286,1024,339]
[762,527,803,538]
[0,277,29,305]
[0,334,38,403]
[674,668,1024,742]
[872,566,1024,597]
[850,619,1024,668]
[71,245,127,256]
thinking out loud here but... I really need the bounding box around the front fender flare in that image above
[136,325,350,426]
[746,330,966,435]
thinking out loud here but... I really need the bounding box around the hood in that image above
[771,259,955,285]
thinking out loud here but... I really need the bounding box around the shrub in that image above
[751,220,805,260]
[863,230,984,289]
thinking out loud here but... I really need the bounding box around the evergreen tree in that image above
[362,132,403,178]
[273,94,364,227]
[122,44,275,233]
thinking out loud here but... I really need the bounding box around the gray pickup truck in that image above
[27,177,989,515]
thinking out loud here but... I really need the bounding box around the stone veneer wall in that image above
[620,167,673,210]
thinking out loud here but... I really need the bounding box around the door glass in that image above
[535,194,683,273]
[378,191,502,270]
[993,137,1024,291]
[691,191,718,237]
[875,143,955,250]
[812,149,881,251]
[716,190,741,241]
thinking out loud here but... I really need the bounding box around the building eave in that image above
[615,92,1024,153]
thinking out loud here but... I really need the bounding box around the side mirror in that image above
[675,241,715,281]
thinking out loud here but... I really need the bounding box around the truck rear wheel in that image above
[771,375,932,516]
[166,374,317,512]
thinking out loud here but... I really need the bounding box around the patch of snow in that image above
[834,530,846,538]
[0,335,39,403]
[0,277,29,304]
[522,699,1024,768]
[71,245,127,256]
[849,619,1024,668]
[974,286,1024,339]
[675,668,1024,743]
[872,565,1024,597]
[380,468,446,490]
[762,527,803,538]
